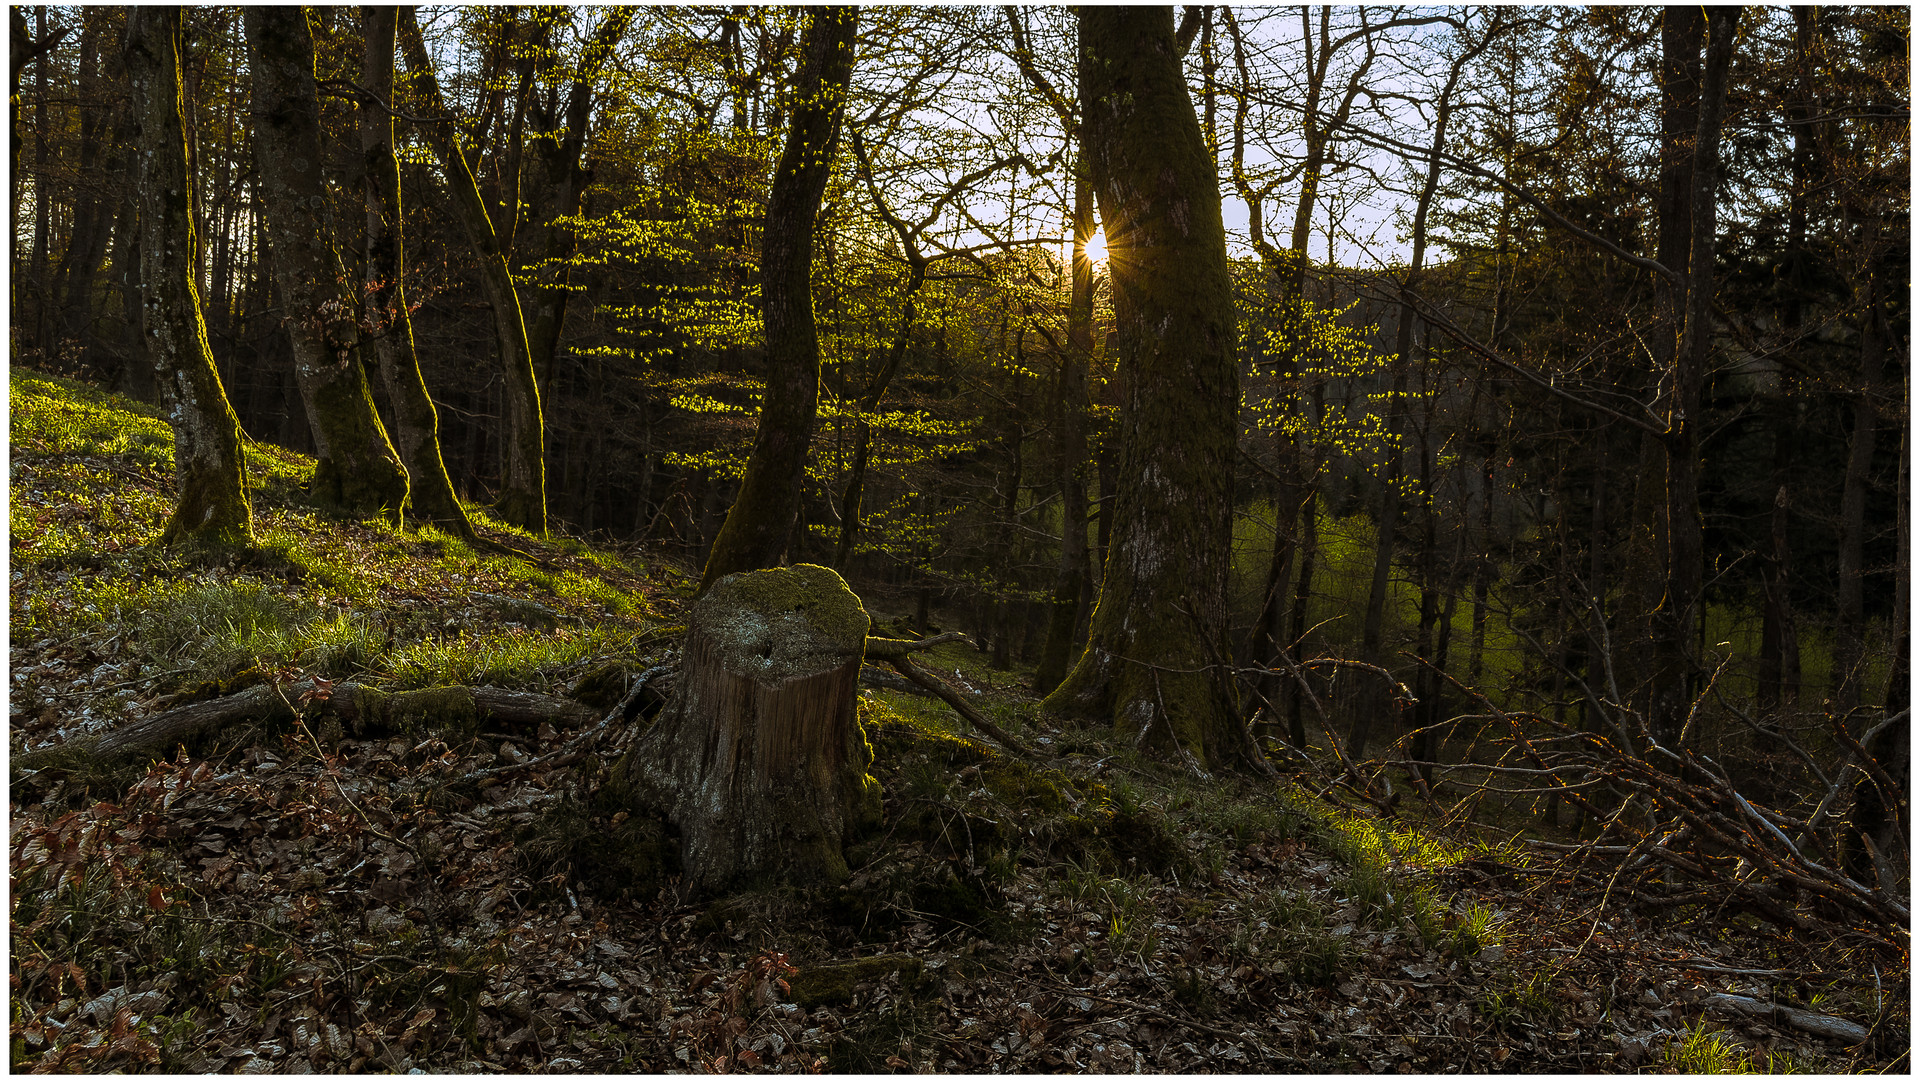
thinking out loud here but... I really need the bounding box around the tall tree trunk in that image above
[1834,280,1887,714]
[359,7,476,539]
[30,5,55,360]
[245,7,409,521]
[125,7,254,547]
[829,284,916,572]
[1624,6,1704,741]
[1469,450,1493,683]
[700,7,858,593]
[1758,478,1798,713]
[11,10,66,321]
[1046,7,1250,775]
[397,6,547,534]
[1034,170,1096,696]
[1353,52,1470,759]
[1621,6,1705,742]
[1285,427,1322,749]
[1884,427,1908,715]
[1652,6,1738,741]
[55,10,112,367]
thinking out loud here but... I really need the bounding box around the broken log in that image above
[1702,993,1871,1044]
[12,679,597,773]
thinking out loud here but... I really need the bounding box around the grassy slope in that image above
[8,368,1882,1074]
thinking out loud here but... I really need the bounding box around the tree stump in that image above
[622,564,881,897]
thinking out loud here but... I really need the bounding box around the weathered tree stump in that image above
[622,564,882,897]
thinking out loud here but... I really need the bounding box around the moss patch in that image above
[786,953,924,1009]
[697,564,870,682]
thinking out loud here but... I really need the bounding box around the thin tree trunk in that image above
[1285,431,1322,749]
[700,7,858,592]
[1034,171,1096,696]
[245,7,409,521]
[359,6,476,540]
[31,5,54,360]
[1469,450,1493,683]
[1352,53,1470,758]
[1835,280,1887,713]
[397,6,547,534]
[125,6,253,547]
[55,10,111,365]
[1653,6,1738,740]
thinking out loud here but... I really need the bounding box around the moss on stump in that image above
[619,564,882,898]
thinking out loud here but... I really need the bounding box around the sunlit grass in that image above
[1665,1022,1753,1074]
[383,624,644,692]
[10,369,174,466]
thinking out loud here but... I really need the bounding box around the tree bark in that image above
[30,5,54,359]
[1034,169,1096,696]
[700,7,858,593]
[620,564,881,898]
[54,9,115,369]
[245,7,409,522]
[1834,278,1887,713]
[1044,7,1247,774]
[1352,36,1476,759]
[359,6,477,540]
[125,6,254,548]
[1652,5,1738,741]
[397,6,548,534]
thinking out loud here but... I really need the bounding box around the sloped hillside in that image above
[10,369,1897,1073]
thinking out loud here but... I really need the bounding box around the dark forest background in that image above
[10,5,1907,760]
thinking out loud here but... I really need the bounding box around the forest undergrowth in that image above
[9,368,1904,1073]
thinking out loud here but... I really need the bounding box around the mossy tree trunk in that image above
[699,7,858,594]
[621,564,882,898]
[245,6,409,522]
[358,6,476,540]
[1043,7,1249,774]
[396,6,547,536]
[125,6,254,548]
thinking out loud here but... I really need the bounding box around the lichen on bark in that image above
[125,7,253,548]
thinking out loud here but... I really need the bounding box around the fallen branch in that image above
[862,631,970,660]
[14,679,598,773]
[860,666,940,699]
[884,656,1034,760]
[1702,993,1870,1044]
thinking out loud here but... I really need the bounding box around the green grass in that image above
[1224,887,1348,986]
[10,369,175,466]
[1476,969,1560,1030]
[383,623,648,691]
[10,369,665,702]
[1665,1022,1753,1074]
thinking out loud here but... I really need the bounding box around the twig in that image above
[862,631,970,660]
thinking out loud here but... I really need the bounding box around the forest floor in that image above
[8,367,1904,1074]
